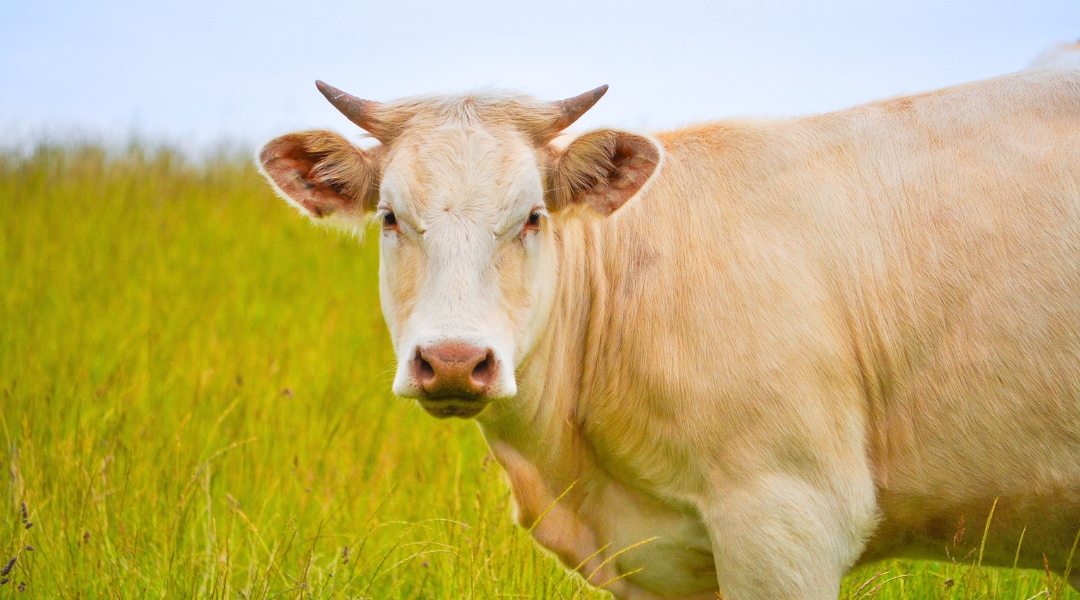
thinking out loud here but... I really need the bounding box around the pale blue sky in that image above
[2,1,1078,153]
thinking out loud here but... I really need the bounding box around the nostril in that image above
[471,350,496,387]
[419,357,435,380]
[414,348,435,385]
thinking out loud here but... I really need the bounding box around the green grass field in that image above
[1,145,1077,599]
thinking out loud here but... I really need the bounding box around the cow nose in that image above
[412,342,498,397]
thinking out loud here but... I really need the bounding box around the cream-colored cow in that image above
[258,70,1080,599]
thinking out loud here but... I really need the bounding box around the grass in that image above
[0,144,1076,599]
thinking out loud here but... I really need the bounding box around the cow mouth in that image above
[417,397,488,419]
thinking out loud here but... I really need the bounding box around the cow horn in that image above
[316,80,392,143]
[552,85,609,133]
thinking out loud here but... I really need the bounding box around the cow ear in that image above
[257,130,384,221]
[546,129,661,216]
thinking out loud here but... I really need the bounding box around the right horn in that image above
[316,80,395,143]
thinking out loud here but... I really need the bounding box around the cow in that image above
[257,69,1080,599]
[1030,40,1080,69]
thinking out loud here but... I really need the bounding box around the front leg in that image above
[701,473,877,600]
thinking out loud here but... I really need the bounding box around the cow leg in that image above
[701,473,876,600]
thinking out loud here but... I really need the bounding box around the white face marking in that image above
[376,126,557,416]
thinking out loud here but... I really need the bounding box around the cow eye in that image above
[519,209,543,238]
[383,211,397,228]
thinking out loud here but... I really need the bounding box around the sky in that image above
[2,0,1079,155]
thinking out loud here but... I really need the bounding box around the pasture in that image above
[0,144,1076,599]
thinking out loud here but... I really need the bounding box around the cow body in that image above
[481,69,1080,598]
[259,69,1080,599]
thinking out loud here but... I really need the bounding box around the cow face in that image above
[258,84,660,419]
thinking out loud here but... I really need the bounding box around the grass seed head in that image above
[953,515,965,548]
[1,557,15,576]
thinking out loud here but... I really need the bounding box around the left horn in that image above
[316,80,393,143]
[551,85,609,133]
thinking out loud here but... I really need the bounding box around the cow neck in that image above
[477,211,607,526]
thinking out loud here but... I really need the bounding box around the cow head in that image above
[258,82,660,419]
